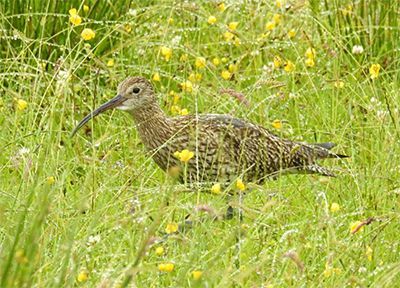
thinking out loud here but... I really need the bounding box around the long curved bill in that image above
[70,94,124,137]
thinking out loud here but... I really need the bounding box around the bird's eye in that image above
[132,87,141,94]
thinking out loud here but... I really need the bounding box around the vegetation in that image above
[1,0,399,286]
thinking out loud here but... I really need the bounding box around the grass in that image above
[1,0,399,286]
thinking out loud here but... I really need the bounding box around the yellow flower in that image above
[287,29,296,38]
[234,37,241,47]
[188,73,202,83]
[195,57,206,69]
[46,176,55,185]
[272,119,282,129]
[276,0,284,8]
[77,270,88,282]
[152,72,161,82]
[228,63,238,73]
[83,5,89,13]
[180,54,188,62]
[15,249,28,264]
[69,8,78,15]
[265,21,275,31]
[221,70,231,80]
[334,80,345,89]
[180,80,193,93]
[223,31,234,41]
[366,246,373,261]
[208,15,217,25]
[171,105,181,115]
[228,21,239,31]
[192,270,203,280]
[273,14,281,25]
[217,2,225,12]
[160,46,172,61]
[284,60,295,72]
[155,246,164,256]
[305,47,316,60]
[350,221,364,234]
[212,57,220,66]
[69,14,82,26]
[174,149,194,163]
[305,57,315,67]
[124,24,132,33]
[179,108,189,116]
[158,262,174,272]
[165,223,179,234]
[273,56,282,68]
[330,202,340,213]
[236,179,245,191]
[323,266,341,278]
[16,99,28,111]
[81,28,95,40]
[169,90,180,104]
[369,63,381,79]
[221,57,228,63]
[167,18,174,25]
[211,183,221,194]
[106,59,115,67]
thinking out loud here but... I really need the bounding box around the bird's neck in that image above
[128,105,172,148]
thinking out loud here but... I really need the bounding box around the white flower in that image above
[86,235,101,246]
[128,9,137,16]
[352,45,364,55]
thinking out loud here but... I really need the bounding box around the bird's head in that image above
[71,76,155,137]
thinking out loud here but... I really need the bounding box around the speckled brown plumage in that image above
[72,76,347,184]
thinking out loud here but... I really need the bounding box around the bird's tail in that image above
[311,142,349,159]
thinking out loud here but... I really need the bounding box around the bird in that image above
[71,76,347,185]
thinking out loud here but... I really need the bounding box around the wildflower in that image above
[352,45,364,55]
[15,99,28,111]
[179,108,189,116]
[208,15,217,25]
[221,57,228,63]
[180,54,188,62]
[124,24,132,33]
[284,60,295,72]
[69,13,82,26]
[155,246,164,256]
[46,176,55,185]
[211,183,221,194]
[273,56,282,68]
[188,73,202,83]
[77,270,89,282]
[330,202,340,213]
[192,270,203,280]
[305,47,316,60]
[83,5,89,13]
[223,31,234,41]
[228,63,238,73]
[228,21,239,31]
[212,57,221,66]
[273,14,281,25]
[217,2,225,12]
[323,265,342,278]
[369,64,381,79]
[180,80,193,93]
[106,59,115,67]
[234,37,241,46]
[334,80,345,89]
[81,28,95,40]
[152,72,161,82]
[15,249,28,264]
[236,179,245,191]
[165,223,179,234]
[169,90,180,104]
[265,21,275,31]
[69,8,78,15]
[305,58,315,67]
[167,18,174,25]
[221,70,231,80]
[350,221,364,234]
[195,57,206,69]
[158,262,174,272]
[160,46,172,61]
[366,246,373,261]
[175,149,194,162]
[272,119,282,129]
[287,29,296,38]
[276,0,284,8]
